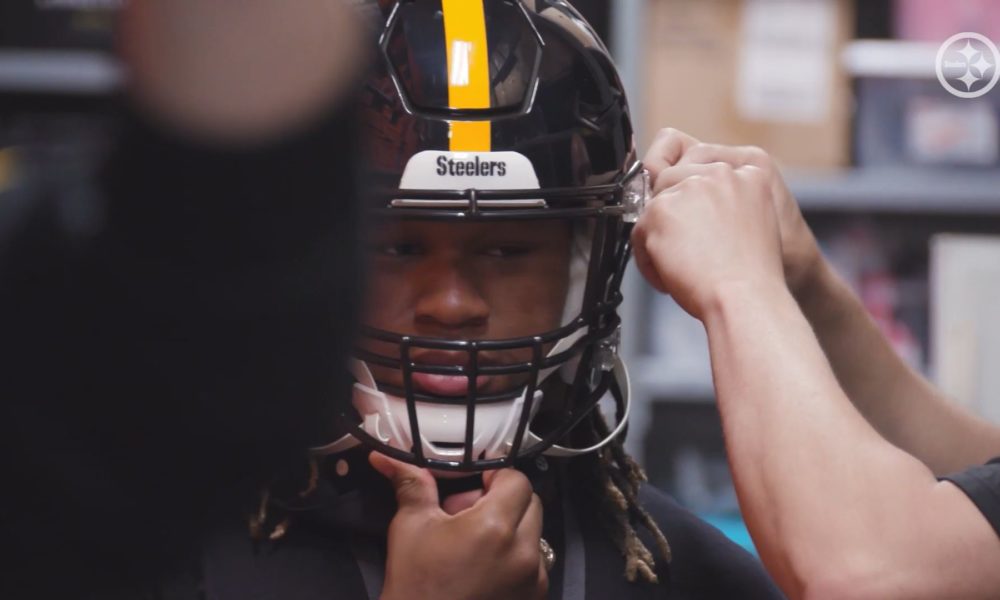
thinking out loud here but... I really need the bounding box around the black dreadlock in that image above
[568,408,672,584]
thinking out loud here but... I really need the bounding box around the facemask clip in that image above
[590,325,621,389]
[622,169,649,223]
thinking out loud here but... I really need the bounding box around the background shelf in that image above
[788,168,1000,214]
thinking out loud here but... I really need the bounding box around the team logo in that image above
[401,151,538,190]
[436,155,507,177]
[936,32,1000,99]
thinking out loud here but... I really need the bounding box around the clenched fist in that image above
[640,128,823,299]
[631,130,787,320]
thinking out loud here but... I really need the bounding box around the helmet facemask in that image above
[314,164,647,472]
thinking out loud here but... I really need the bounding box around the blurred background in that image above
[2,0,998,555]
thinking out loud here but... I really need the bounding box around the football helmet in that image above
[314,0,648,472]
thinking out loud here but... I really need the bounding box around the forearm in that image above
[705,282,998,599]
[794,259,1000,474]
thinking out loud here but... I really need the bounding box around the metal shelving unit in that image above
[789,168,1000,214]
[0,50,122,94]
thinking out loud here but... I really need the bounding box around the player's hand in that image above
[641,128,823,297]
[371,453,547,600]
[631,149,785,320]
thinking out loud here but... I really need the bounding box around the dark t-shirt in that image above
[0,103,362,597]
[942,457,1000,539]
[167,448,784,600]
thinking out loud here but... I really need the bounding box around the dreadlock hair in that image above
[567,407,672,584]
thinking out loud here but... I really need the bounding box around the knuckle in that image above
[741,164,769,187]
[652,170,671,193]
[511,471,533,496]
[744,145,767,160]
[512,537,544,573]
[394,475,420,498]
[479,516,513,545]
[513,543,540,575]
[682,173,708,189]
[647,193,671,218]
[689,142,712,159]
[706,161,732,177]
[655,127,678,140]
[743,145,772,169]
[497,469,532,500]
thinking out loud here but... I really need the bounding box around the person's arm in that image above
[707,281,1000,600]
[630,154,1000,600]
[642,128,1000,474]
[793,257,1000,473]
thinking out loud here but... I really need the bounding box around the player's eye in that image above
[482,244,533,258]
[373,242,424,257]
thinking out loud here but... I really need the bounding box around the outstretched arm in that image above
[631,137,1000,599]
[642,128,1000,475]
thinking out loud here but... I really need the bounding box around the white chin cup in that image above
[311,333,630,462]
[350,381,545,463]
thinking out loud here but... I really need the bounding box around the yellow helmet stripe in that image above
[442,0,491,151]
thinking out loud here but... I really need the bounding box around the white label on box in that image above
[906,97,999,165]
[737,0,838,123]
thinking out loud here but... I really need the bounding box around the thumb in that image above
[369,451,439,513]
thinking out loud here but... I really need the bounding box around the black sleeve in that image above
[637,485,786,600]
[0,99,364,597]
[942,458,1000,539]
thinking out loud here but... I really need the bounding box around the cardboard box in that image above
[641,0,853,169]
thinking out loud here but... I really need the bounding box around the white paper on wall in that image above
[737,0,838,123]
[931,234,1000,423]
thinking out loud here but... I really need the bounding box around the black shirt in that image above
[1,103,362,597]
[171,448,785,600]
[943,457,1000,539]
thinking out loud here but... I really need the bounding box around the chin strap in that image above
[527,354,631,458]
[309,359,373,456]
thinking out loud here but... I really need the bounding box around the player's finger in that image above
[652,162,733,196]
[441,488,484,515]
[477,468,534,525]
[675,142,768,170]
[369,452,440,515]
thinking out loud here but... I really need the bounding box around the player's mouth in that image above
[409,351,497,397]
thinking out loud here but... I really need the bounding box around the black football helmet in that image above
[314,0,648,472]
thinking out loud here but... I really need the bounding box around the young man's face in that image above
[362,218,573,397]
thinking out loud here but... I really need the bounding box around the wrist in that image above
[701,277,794,329]
[789,256,846,323]
[787,246,827,301]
